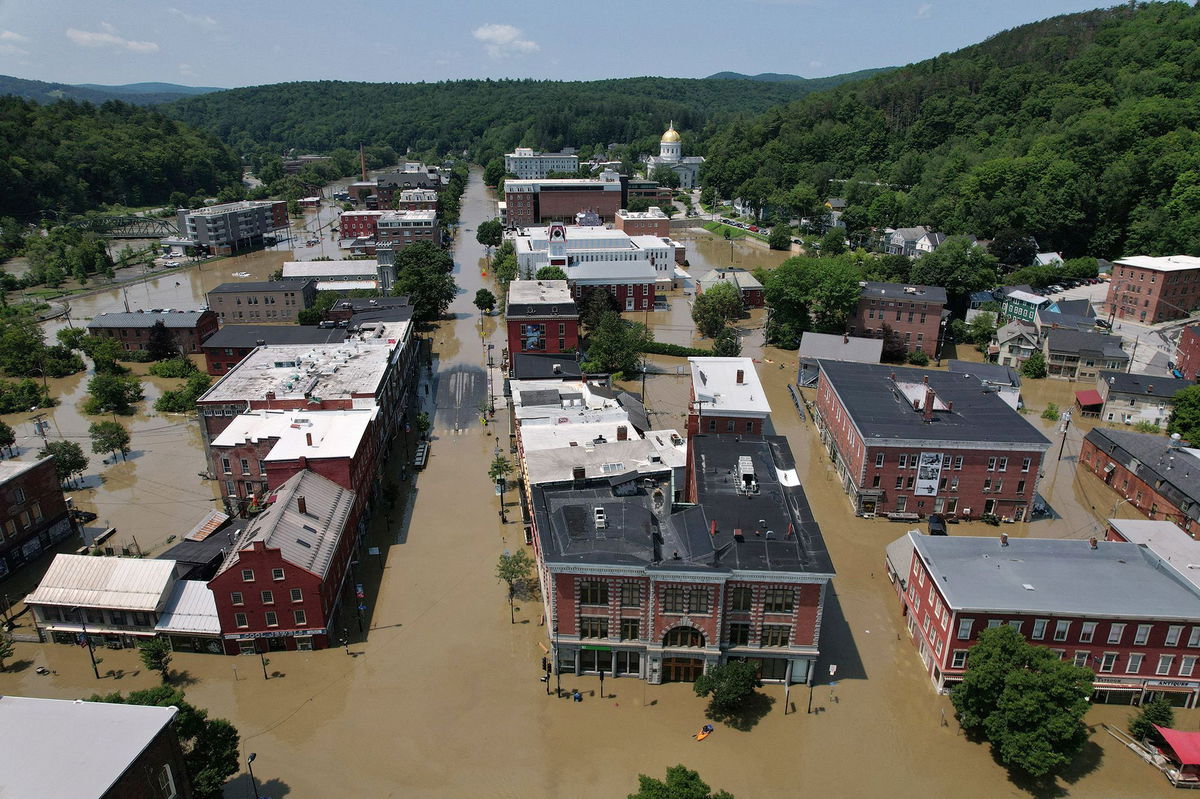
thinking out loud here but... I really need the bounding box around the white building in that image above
[514,224,680,285]
[643,122,705,189]
[504,147,580,179]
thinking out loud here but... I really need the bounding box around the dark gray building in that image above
[206,279,316,323]
[177,200,287,255]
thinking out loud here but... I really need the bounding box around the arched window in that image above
[663,626,704,648]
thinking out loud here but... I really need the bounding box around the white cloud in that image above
[472,24,538,59]
[916,2,933,19]
[66,26,159,53]
[0,30,29,42]
[0,44,29,57]
[809,60,824,69]
[169,8,218,30]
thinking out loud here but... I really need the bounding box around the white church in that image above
[643,122,705,189]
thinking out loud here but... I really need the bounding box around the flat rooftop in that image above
[617,207,668,219]
[698,268,763,291]
[507,279,574,307]
[860,281,948,304]
[1108,519,1200,592]
[1115,255,1200,273]
[0,456,44,484]
[818,360,1049,446]
[184,199,277,216]
[378,210,437,223]
[211,408,377,461]
[907,532,1200,618]
[203,325,347,349]
[689,357,772,417]
[208,279,313,294]
[282,260,379,279]
[524,438,669,486]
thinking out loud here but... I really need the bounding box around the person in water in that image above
[701,724,714,734]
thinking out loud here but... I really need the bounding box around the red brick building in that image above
[848,282,947,355]
[1081,427,1200,535]
[1178,325,1200,380]
[209,470,357,653]
[886,531,1200,706]
[814,360,1049,520]
[504,171,624,227]
[615,207,671,238]
[200,325,347,376]
[696,268,764,308]
[505,279,579,355]
[530,434,834,684]
[338,210,383,239]
[0,457,73,580]
[686,357,771,438]
[87,310,219,355]
[1106,255,1200,324]
[393,188,438,211]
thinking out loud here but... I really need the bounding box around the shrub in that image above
[148,357,199,378]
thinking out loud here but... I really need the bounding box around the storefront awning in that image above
[1075,389,1104,408]
[1156,725,1200,766]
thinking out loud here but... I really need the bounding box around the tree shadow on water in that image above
[1003,738,1104,798]
[707,691,776,732]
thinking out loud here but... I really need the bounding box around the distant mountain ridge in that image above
[0,74,222,105]
[76,81,222,95]
[707,68,894,84]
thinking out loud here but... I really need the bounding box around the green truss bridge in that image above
[64,214,180,239]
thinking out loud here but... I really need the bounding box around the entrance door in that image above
[984,499,996,515]
[662,657,704,682]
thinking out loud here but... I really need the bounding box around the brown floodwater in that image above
[0,177,1183,798]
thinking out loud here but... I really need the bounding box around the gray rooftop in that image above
[1100,370,1194,400]
[798,332,883,364]
[946,360,1021,388]
[0,696,178,799]
[859,281,947,305]
[87,310,210,329]
[203,325,347,349]
[1046,328,1128,360]
[817,360,1050,446]
[207,280,313,294]
[510,353,582,380]
[1084,428,1200,519]
[906,532,1200,619]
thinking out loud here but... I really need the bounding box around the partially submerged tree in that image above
[692,281,743,339]
[89,420,131,462]
[629,765,734,799]
[39,440,88,487]
[138,637,173,682]
[693,660,762,722]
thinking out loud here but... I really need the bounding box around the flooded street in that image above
[0,175,1184,798]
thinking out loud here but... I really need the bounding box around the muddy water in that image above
[0,182,1181,798]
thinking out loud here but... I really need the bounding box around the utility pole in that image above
[1127,338,1138,373]
[1057,410,1072,461]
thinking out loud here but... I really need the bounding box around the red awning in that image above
[1156,726,1200,766]
[1075,389,1104,408]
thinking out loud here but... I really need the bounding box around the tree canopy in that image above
[40,440,88,486]
[583,313,650,375]
[1169,385,1200,443]
[693,660,763,722]
[629,765,734,799]
[762,254,862,347]
[692,281,743,338]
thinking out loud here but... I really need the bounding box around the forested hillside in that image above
[702,2,1200,258]
[0,97,242,219]
[163,75,870,162]
[0,74,220,105]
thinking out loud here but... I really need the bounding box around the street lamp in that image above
[553,624,561,697]
[70,606,100,679]
[247,752,261,799]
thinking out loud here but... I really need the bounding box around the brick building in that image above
[1106,255,1200,323]
[338,210,384,240]
[0,456,73,580]
[696,268,764,308]
[375,210,439,248]
[625,179,672,206]
[206,280,316,324]
[87,309,218,354]
[848,282,947,356]
[176,200,287,256]
[504,171,624,227]
[615,207,671,238]
[201,325,347,375]
[208,470,357,653]
[530,434,834,684]
[886,531,1200,706]
[686,357,771,437]
[505,279,579,355]
[1081,428,1200,535]
[1178,325,1200,380]
[814,360,1050,520]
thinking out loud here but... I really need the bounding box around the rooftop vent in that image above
[593,507,607,530]
[737,456,758,494]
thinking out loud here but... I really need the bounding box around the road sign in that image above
[355,583,365,599]
[581,645,611,652]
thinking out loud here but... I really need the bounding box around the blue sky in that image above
[0,0,1112,87]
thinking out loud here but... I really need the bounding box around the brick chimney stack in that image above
[923,388,935,421]
[297,495,307,515]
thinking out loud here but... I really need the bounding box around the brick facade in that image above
[849,292,944,354]
[0,457,72,580]
[1178,325,1200,381]
[506,317,579,355]
[1107,260,1200,323]
[102,725,193,799]
[1080,435,1196,535]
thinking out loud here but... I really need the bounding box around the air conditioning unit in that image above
[982,488,991,493]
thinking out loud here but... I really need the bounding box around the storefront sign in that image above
[225,628,326,640]
[1146,680,1198,689]
[914,452,943,497]
[581,645,612,652]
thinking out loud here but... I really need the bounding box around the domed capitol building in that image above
[643,121,705,189]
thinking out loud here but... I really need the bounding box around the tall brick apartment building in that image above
[1106,255,1200,323]
[615,207,671,238]
[848,282,947,355]
[504,171,625,227]
[505,279,579,355]
[1177,325,1200,380]
[530,434,834,684]
[1081,427,1200,536]
[0,457,73,580]
[814,360,1050,520]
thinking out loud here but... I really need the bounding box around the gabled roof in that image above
[1099,370,1193,400]
[87,310,210,330]
[1045,329,1128,359]
[25,554,176,610]
[798,332,883,364]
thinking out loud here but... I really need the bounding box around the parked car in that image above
[749,225,759,232]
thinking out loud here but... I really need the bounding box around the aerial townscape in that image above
[8,2,1200,797]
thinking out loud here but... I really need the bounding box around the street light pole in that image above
[246,752,262,799]
[72,606,100,679]
[554,624,561,698]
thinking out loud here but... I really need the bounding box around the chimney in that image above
[297,495,307,515]
[890,371,897,381]
[572,465,585,480]
[710,520,718,536]
[265,391,276,401]
[1089,536,1098,550]
[947,400,954,412]
[1000,533,1009,547]
[306,432,313,447]
[843,334,849,344]
[736,369,745,385]
[923,374,929,384]
[786,522,794,538]
[923,388,935,422]
[1148,385,1154,394]
[617,425,628,441]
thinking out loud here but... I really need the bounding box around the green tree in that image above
[147,357,199,378]
[0,632,13,671]
[712,326,742,357]
[39,440,88,486]
[583,313,650,375]
[988,230,1038,267]
[819,228,846,256]
[1129,697,1175,746]
[762,255,862,344]
[145,320,177,361]
[693,660,762,721]
[880,324,907,363]
[580,288,619,332]
[89,686,239,799]
[483,158,506,187]
[692,281,743,339]
[965,312,998,349]
[1021,350,1048,379]
[1040,402,1060,422]
[0,379,54,414]
[83,373,143,415]
[476,219,503,250]
[909,236,998,304]
[0,418,14,457]
[474,289,496,315]
[391,266,457,323]
[57,327,86,351]
[1168,385,1200,445]
[535,265,568,281]
[155,372,212,413]
[89,420,131,462]
[496,548,534,596]
[907,350,929,366]
[950,625,1093,778]
[651,166,681,189]
[138,637,173,682]
[79,335,128,375]
[768,225,792,251]
[629,765,734,799]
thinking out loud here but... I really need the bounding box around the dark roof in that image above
[1037,307,1097,332]
[330,296,410,313]
[946,360,1020,388]
[87,310,211,330]
[1045,329,1128,360]
[1083,428,1200,521]
[1052,298,1095,318]
[202,325,347,349]
[1099,371,1194,400]
[817,360,1050,446]
[532,435,834,576]
[859,281,947,305]
[347,307,413,325]
[376,171,439,189]
[510,353,582,380]
[157,520,247,567]
[207,280,313,294]
[616,391,650,433]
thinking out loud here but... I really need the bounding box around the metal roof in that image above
[87,310,210,330]
[203,324,348,349]
[698,268,763,292]
[1046,329,1128,359]
[798,332,883,364]
[1084,428,1200,519]
[1115,255,1200,273]
[0,696,177,799]
[155,579,221,635]
[207,279,313,294]
[1108,519,1200,592]
[859,281,947,305]
[25,554,176,611]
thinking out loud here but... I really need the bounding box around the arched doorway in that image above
[663,626,704,648]
[662,626,705,682]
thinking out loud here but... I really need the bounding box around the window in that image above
[1167,625,1185,647]
[896,496,908,512]
[234,612,248,629]
[953,456,963,470]
[1031,619,1048,640]
[1182,656,1198,677]
[997,457,1008,472]
[290,588,302,603]
[221,457,231,474]
[580,618,608,638]
[241,569,254,582]
[1100,652,1117,673]
[898,454,908,469]
[1189,627,1200,648]
[293,609,307,626]
[662,587,686,613]
[950,477,959,491]
[760,625,790,647]
[957,618,973,640]
[1135,624,1152,645]
[1108,623,1126,645]
[952,650,968,669]
[1021,458,1031,472]
[895,476,904,490]
[1126,653,1144,673]
[986,619,1001,629]
[1072,651,1090,668]
[763,588,794,614]
[272,568,285,581]
[157,764,178,799]
[729,587,753,612]
[689,589,710,614]
[728,622,751,646]
[987,457,996,471]
[240,458,250,475]
[620,618,640,640]
[265,611,278,627]
[1158,655,1176,675]
[1016,480,1026,495]
[230,592,244,606]
[620,583,641,607]
[579,581,608,606]
[1080,622,1097,643]
[261,590,274,605]
[1054,620,1070,642]
[875,452,885,468]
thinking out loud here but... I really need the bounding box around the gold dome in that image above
[661,121,681,143]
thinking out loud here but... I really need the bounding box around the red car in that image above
[749,225,759,232]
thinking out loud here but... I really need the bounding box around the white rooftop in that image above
[155,579,221,635]
[520,418,635,452]
[378,210,437,223]
[211,408,377,461]
[618,207,668,219]
[1006,290,1049,306]
[566,260,658,283]
[185,199,277,216]
[26,554,176,611]
[1108,518,1200,591]
[689,357,772,417]
[0,457,42,484]
[0,696,178,799]
[508,280,573,305]
[1115,255,1200,272]
[282,260,380,279]
[315,280,380,292]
